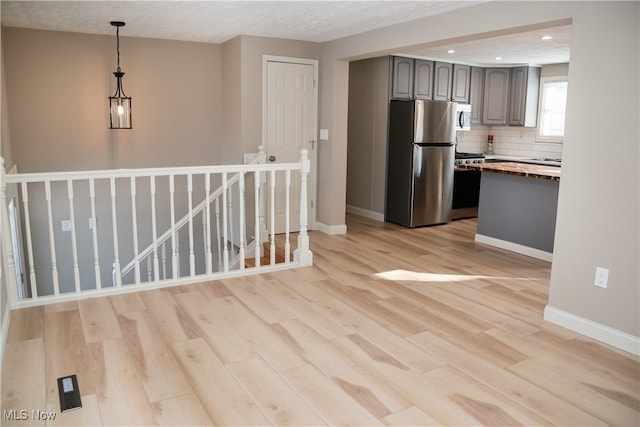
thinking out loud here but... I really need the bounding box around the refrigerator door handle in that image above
[413,145,422,178]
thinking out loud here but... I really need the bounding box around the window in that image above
[536,77,568,143]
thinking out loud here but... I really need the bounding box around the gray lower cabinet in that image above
[391,56,414,99]
[452,64,471,103]
[482,68,510,125]
[433,62,453,101]
[508,66,541,127]
[414,59,434,100]
[469,67,484,123]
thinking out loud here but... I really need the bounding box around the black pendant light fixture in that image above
[108,21,132,129]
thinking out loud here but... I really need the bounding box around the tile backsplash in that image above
[456,125,563,159]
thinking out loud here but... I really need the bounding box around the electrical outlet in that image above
[594,267,609,288]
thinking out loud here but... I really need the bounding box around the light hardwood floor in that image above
[2,215,639,426]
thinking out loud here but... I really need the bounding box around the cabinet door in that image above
[391,56,414,99]
[433,62,453,101]
[508,66,540,127]
[508,66,528,126]
[482,68,510,125]
[452,64,471,103]
[469,67,484,124]
[413,59,434,100]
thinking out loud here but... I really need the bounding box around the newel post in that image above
[0,157,19,306]
[294,149,313,266]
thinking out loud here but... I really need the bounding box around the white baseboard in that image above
[346,205,384,222]
[544,305,640,355]
[475,234,553,262]
[316,222,347,235]
[0,304,11,369]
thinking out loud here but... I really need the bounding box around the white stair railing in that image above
[0,148,313,308]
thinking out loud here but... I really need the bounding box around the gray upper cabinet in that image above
[433,62,453,101]
[414,59,434,100]
[482,68,511,125]
[469,67,484,124]
[508,66,541,127]
[452,64,471,103]
[391,56,414,99]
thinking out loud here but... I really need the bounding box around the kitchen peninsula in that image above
[459,162,560,261]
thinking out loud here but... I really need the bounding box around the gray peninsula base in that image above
[475,172,559,261]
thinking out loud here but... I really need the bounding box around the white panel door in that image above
[265,60,317,234]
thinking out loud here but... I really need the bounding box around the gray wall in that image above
[346,57,389,218]
[2,27,223,172]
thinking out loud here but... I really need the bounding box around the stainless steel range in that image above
[452,152,485,220]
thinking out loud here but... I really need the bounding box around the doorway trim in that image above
[262,55,318,231]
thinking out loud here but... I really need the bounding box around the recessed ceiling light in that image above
[495,57,502,61]
[541,35,553,40]
[447,49,455,54]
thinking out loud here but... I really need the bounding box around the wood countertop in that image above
[459,161,561,181]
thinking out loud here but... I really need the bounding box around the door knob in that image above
[268,155,276,162]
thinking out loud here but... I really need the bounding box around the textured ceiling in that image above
[0,1,482,44]
[1,1,570,66]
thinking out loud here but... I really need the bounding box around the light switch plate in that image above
[319,129,329,140]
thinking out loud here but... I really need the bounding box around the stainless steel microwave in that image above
[455,104,472,131]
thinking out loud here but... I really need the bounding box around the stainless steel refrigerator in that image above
[385,99,456,227]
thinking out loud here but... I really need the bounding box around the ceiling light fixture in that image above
[447,49,455,54]
[495,56,503,61]
[541,35,553,40]
[108,21,132,129]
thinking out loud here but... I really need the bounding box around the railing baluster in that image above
[253,171,261,267]
[215,197,222,271]
[228,184,234,257]
[130,177,140,285]
[20,183,37,298]
[238,172,246,269]
[147,256,152,282]
[187,173,195,276]
[222,172,229,272]
[201,209,207,269]
[169,174,178,279]
[285,170,291,263]
[175,229,181,278]
[270,170,276,265]
[44,180,60,295]
[110,177,121,287]
[161,242,167,280]
[259,163,267,246]
[67,180,81,293]
[205,173,212,274]
[150,176,159,282]
[89,179,101,290]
